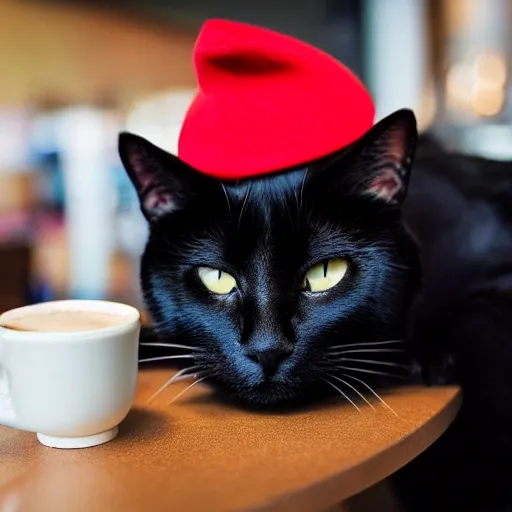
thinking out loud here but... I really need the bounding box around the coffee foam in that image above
[0,310,127,333]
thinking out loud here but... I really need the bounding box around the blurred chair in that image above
[0,242,31,313]
[0,172,36,313]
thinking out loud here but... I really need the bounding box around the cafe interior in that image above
[0,0,510,321]
[1,2,512,511]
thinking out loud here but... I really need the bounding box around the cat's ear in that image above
[325,109,417,205]
[118,132,204,221]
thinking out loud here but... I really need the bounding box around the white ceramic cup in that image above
[0,300,140,449]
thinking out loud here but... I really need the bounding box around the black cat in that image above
[119,109,512,510]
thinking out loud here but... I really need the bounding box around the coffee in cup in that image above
[1,310,128,333]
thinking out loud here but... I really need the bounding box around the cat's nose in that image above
[248,351,289,377]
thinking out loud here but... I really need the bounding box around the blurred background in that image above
[0,0,510,321]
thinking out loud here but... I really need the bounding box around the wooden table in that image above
[0,369,461,512]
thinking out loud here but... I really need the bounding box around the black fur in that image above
[120,109,420,408]
[394,140,512,512]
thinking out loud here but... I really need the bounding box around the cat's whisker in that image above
[139,342,204,352]
[329,339,403,350]
[289,192,300,232]
[340,373,398,417]
[385,262,412,272]
[147,365,203,404]
[220,182,232,215]
[167,374,213,405]
[328,348,404,356]
[333,357,409,370]
[333,365,408,380]
[299,167,310,212]
[238,183,252,228]
[139,355,196,364]
[325,373,375,410]
[321,377,361,413]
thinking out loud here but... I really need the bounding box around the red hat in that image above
[178,19,375,180]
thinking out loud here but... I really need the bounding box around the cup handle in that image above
[0,330,26,430]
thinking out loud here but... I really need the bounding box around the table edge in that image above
[252,387,462,512]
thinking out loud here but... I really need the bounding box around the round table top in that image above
[0,369,461,512]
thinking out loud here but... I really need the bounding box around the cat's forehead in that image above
[225,168,307,203]
[223,169,308,231]
[152,159,391,270]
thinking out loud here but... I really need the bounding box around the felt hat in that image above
[178,19,375,180]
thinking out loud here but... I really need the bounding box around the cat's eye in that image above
[197,267,237,295]
[302,258,348,293]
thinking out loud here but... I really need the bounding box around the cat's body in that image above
[120,111,512,510]
[394,139,512,512]
[406,137,512,389]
